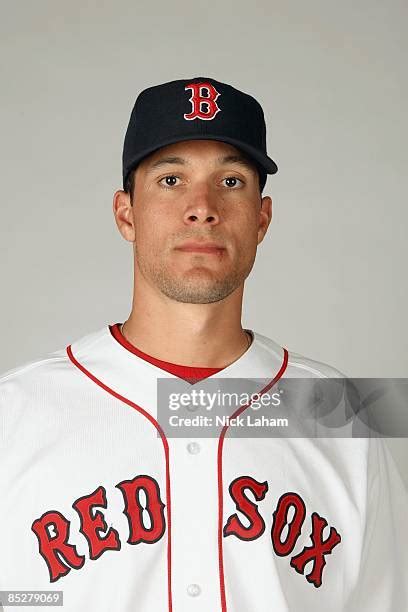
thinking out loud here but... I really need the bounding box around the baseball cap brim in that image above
[123,133,278,188]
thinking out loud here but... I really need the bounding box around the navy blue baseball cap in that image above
[122,76,278,192]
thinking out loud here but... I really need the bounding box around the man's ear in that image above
[257,195,272,245]
[112,190,135,242]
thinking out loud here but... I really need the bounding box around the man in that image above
[0,77,407,611]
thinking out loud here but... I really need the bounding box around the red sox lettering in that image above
[31,474,341,587]
[224,476,342,588]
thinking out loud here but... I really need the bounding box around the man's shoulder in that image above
[0,350,67,389]
[286,349,346,378]
[253,331,347,379]
[0,326,109,396]
[0,349,69,445]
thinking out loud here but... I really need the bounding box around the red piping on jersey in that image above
[66,344,173,612]
[217,348,289,612]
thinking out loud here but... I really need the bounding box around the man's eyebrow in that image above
[146,156,187,173]
[216,154,257,174]
[145,153,257,175]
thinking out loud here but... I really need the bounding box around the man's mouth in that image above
[175,241,226,255]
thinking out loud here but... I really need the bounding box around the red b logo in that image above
[184,82,221,121]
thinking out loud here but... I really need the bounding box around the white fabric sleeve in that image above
[345,437,408,611]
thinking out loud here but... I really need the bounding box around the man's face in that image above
[116,139,272,304]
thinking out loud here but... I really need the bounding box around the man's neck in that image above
[123,292,251,368]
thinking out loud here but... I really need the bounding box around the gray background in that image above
[1,2,407,482]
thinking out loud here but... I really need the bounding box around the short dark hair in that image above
[124,153,266,203]
[124,168,136,203]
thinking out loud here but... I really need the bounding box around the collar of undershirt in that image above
[110,322,227,384]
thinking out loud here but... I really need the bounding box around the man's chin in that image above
[158,277,240,304]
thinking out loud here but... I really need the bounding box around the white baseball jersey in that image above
[0,324,407,611]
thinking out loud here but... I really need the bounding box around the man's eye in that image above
[222,177,244,188]
[159,175,180,187]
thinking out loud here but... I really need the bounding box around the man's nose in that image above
[182,184,221,225]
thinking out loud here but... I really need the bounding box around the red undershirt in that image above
[110,323,225,384]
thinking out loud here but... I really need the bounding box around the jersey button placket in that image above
[169,436,219,610]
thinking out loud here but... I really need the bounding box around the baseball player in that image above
[0,77,407,612]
